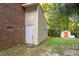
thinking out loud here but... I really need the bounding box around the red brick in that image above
[0,3,25,50]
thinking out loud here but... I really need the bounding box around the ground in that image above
[0,37,79,56]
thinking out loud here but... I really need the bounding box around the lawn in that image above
[0,37,79,56]
[42,37,79,46]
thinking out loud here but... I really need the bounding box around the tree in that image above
[41,3,79,37]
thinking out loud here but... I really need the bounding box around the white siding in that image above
[25,6,38,45]
[38,5,48,44]
[25,5,48,45]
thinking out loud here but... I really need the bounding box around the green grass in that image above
[0,37,79,55]
[0,45,27,56]
[40,37,79,55]
[41,37,79,46]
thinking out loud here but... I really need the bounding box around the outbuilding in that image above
[0,3,48,50]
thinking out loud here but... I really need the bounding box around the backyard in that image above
[0,37,79,56]
[0,3,79,56]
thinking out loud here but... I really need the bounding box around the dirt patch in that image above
[64,50,79,56]
[0,44,79,56]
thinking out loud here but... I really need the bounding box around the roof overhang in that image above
[21,3,39,8]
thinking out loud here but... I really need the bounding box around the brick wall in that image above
[0,3,25,50]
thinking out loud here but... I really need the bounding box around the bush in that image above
[48,29,61,37]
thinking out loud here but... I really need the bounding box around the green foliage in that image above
[41,3,69,36]
[41,3,79,37]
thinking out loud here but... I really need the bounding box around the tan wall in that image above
[38,5,48,44]
[25,6,38,45]
[25,5,48,45]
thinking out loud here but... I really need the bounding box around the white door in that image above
[25,25,34,44]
